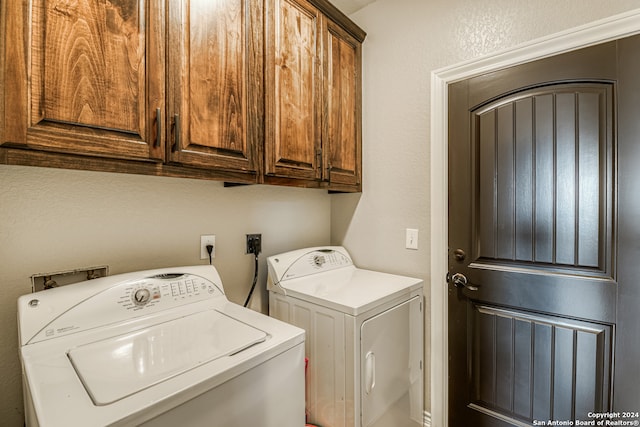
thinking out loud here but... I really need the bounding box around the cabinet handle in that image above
[172,114,180,153]
[316,149,322,177]
[155,108,161,148]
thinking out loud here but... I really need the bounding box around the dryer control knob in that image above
[133,288,151,306]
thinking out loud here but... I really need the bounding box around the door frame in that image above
[430,9,640,427]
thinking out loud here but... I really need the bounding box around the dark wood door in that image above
[167,0,261,174]
[448,37,640,426]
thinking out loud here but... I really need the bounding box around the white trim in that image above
[429,8,640,427]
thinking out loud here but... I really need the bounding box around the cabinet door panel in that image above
[325,21,361,189]
[20,0,164,160]
[266,0,322,180]
[169,0,260,174]
[37,1,141,132]
[190,3,243,153]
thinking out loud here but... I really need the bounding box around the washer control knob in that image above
[133,288,151,306]
[313,255,325,267]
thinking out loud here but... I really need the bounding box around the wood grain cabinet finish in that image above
[167,0,262,174]
[266,0,323,181]
[324,19,362,188]
[1,0,259,180]
[1,0,364,190]
[2,0,165,161]
[266,0,365,191]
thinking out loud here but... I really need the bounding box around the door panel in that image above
[361,296,423,427]
[21,0,165,160]
[470,305,611,423]
[474,84,612,274]
[168,0,261,172]
[324,20,362,187]
[38,1,142,133]
[448,36,640,426]
[265,0,322,180]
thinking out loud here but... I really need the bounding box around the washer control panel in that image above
[118,273,221,312]
[20,267,227,344]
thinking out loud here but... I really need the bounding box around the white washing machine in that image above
[18,265,305,427]
[267,246,424,427]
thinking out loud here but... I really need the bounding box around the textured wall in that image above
[0,165,330,425]
[333,0,640,414]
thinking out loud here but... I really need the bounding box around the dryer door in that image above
[361,295,423,427]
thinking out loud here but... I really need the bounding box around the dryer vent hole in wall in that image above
[31,266,109,292]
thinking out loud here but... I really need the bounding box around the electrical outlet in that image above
[246,234,262,255]
[200,235,216,260]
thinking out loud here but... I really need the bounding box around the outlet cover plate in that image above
[201,235,216,260]
[405,228,419,250]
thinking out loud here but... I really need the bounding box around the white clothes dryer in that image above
[18,265,305,427]
[267,246,424,427]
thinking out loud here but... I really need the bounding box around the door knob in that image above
[451,273,478,291]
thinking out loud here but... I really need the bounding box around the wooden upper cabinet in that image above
[167,0,261,174]
[324,19,362,189]
[2,0,165,161]
[265,0,365,190]
[265,0,323,181]
[1,0,363,189]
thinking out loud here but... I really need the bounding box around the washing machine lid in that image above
[278,267,423,316]
[68,309,267,405]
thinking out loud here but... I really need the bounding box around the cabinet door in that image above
[265,0,322,181]
[168,0,261,174]
[3,0,165,161]
[324,20,362,190]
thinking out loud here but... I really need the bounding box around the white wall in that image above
[0,165,330,426]
[332,0,640,415]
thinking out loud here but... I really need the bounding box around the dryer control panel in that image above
[267,246,353,285]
